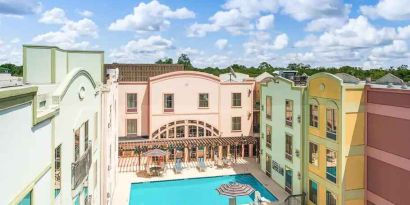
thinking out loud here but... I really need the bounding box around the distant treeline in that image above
[0,64,23,76]
[157,54,410,82]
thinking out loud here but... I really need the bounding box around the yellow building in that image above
[304,73,365,205]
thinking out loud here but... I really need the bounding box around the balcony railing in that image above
[71,142,92,190]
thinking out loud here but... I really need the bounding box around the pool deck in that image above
[112,158,289,205]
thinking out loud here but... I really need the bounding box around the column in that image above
[249,144,254,157]
[203,147,207,161]
[184,147,189,162]
[218,145,223,160]
[242,144,245,158]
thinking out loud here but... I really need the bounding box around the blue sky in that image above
[0,0,409,68]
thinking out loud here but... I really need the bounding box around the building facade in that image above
[260,76,305,196]
[118,70,257,162]
[365,77,410,205]
[305,73,365,205]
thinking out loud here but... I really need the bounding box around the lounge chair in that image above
[197,157,206,172]
[216,159,224,169]
[174,158,182,174]
[223,158,233,168]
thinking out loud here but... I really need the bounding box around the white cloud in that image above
[110,35,174,63]
[397,25,410,39]
[187,23,219,37]
[79,10,93,17]
[177,47,203,56]
[279,0,349,21]
[39,7,67,24]
[223,0,279,18]
[369,40,409,60]
[191,54,232,68]
[0,38,22,64]
[108,0,194,32]
[256,15,274,30]
[215,39,228,50]
[34,8,98,49]
[361,0,410,20]
[0,0,42,15]
[243,33,288,61]
[295,16,396,50]
[305,16,347,32]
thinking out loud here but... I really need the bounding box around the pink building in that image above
[365,74,410,205]
[116,68,257,162]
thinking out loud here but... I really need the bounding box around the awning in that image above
[119,136,257,151]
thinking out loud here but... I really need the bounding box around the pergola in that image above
[119,136,258,152]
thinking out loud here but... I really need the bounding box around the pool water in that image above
[129,174,278,205]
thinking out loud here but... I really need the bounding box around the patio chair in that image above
[224,158,233,168]
[216,159,224,169]
[174,158,183,174]
[197,157,207,172]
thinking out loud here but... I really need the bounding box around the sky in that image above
[0,0,409,69]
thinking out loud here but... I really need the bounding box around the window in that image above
[127,119,137,135]
[309,142,319,166]
[326,190,337,205]
[84,121,89,151]
[309,180,318,204]
[164,94,174,112]
[168,128,175,138]
[39,100,46,108]
[326,108,337,140]
[18,191,32,205]
[310,104,319,127]
[232,117,242,131]
[285,168,293,194]
[176,126,185,138]
[285,100,293,127]
[189,125,197,137]
[266,96,272,120]
[232,93,242,107]
[326,149,337,183]
[74,128,80,161]
[285,134,293,161]
[55,145,61,197]
[199,93,209,108]
[127,93,137,112]
[266,125,272,149]
[198,127,204,137]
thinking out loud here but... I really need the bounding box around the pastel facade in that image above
[0,45,117,205]
[305,73,365,205]
[260,76,305,196]
[117,70,256,161]
[365,81,410,205]
[0,86,55,205]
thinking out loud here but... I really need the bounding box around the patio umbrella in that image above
[216,182,255,205]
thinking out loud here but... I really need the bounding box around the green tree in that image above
[0,63,23,76]
[177,54,193,70]
[155,57,173,64]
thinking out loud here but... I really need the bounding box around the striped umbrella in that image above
[216,182,255,197]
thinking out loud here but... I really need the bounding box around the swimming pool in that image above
[129,174,278,205]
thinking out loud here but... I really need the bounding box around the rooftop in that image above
[105,63,184,82]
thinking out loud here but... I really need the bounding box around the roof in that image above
[374,73,404,85]
[255,72,274,82]
[105,64,184,82]
[335,73,360,84]
[219,72,250,82]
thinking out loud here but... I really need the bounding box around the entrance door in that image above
[285,168,293,194]
[265,154,272,177]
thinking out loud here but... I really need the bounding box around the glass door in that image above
[285,168,293,194]
[265,154,272,177]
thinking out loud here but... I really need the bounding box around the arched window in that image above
[151,120,220,139]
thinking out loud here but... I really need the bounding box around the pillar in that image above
[218,145,223,160]
[249,144,254,157]
[203,147,207,161]
[184,147,189,162]
[242,144,245,158]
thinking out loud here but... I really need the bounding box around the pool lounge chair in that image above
[197,158,206,172]
[174,159,183,174]
[215,159,224,169]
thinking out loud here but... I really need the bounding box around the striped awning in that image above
[216,182,255,197]
[119,136,257,151]
[143,149,167,157]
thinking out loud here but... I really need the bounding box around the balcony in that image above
[71,143,92,190]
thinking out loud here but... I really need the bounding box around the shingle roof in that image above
[375,73,404,85]
[335,73,360,84]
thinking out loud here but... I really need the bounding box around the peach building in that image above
[114,66,257,162]
[365,74,410,205]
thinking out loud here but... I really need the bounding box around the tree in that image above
[0,63,23,76]
[155,57,173,64]
[177,54,193,70]
[258,62,273,70]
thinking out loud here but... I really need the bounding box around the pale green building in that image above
[260,76,306,196]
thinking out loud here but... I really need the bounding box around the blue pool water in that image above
[129,174,278,205]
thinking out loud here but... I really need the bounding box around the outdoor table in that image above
[150,166,162,176]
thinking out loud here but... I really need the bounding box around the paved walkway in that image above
[112,158,289,205]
